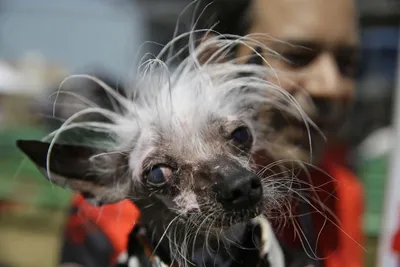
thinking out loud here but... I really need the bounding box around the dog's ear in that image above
[16,140,131,205]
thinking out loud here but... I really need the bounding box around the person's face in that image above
[237,0,360,163]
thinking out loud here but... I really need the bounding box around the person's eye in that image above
[282,51,318,68]
[144,165,173,187]
[333,46,360,78]
[337,57,357,78]
[230,126,253,150]
[336,52,359,78]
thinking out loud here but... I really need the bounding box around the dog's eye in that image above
[145,165,173,186]
[231,126,252,148]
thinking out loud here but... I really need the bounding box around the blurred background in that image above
[0,0,398,266]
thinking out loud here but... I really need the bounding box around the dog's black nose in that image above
[213,170,262,210]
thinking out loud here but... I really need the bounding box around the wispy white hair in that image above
[44,30,312,184]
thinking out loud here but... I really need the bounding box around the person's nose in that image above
[304,52,343,99]
[291,53,351,120]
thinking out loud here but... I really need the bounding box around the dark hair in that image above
[195,0,252,36]
[167,0,252,63]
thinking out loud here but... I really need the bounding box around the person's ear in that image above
[16,140,132,205]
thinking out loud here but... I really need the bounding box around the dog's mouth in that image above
[185,201,264,231]
[219,205,263,227]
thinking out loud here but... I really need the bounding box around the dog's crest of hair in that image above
[39,29,311,183]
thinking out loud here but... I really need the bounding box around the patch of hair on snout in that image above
[173,190,200,215]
